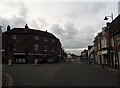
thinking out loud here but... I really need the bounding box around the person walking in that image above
[34,58,38,66]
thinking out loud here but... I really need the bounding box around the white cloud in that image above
[0,1,118,55]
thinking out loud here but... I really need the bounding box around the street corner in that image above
[2,73,13,87]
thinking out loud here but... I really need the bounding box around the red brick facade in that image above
[2,25,62,64]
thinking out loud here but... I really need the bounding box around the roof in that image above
[3,27,58,40]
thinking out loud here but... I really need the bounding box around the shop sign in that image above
[101,50,108,54]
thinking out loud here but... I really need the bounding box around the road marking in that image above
[4,73,13,87]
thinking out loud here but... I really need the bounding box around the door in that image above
[118,52,120,68]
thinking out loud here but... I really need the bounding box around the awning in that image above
[14,53,25,55]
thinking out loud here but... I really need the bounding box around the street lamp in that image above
[104,13,113,21]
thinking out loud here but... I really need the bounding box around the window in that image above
[52,47,54,52]
[101,37,107,48]
[117,36,120,45]
[35,35,39,40]
[111,38,115,47]
[44,46,47,52]
[34,44,38,51]
[12,35,16,39]
[13,44,16,50]
[10,44,16,51]
[98,43,100,50]
[44,37,48,41]
[104,38,107,47]
[52,39,55,43]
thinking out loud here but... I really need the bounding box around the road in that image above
[2,59,119,86]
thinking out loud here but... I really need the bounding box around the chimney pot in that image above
[7,25,10,31]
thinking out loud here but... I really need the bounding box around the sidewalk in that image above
[90,64,119,75]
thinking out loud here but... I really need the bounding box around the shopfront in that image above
[13,53,26,64]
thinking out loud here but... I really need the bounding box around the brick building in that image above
[93,23,112,67]
[100,24,111,66]
[109,14,120,68]
[93,14,120,69]
[2,24,62,64]
[80,49,88,63]
[88,45,94,64]
[93,32,102,65]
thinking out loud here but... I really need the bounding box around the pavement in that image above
[90,63,119,75]
[2,59,120,87]
[68,59,119,75]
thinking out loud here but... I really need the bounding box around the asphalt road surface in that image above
[2,59,120,86]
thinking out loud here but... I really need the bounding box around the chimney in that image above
[106,22,111,28]
[25,24,29,29]
[24,24,29,32]
[7,25,11,31]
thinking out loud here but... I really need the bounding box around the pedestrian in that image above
[34,58,38,66]
[8,59,12,66]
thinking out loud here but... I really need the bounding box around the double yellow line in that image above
[4,73,13,87]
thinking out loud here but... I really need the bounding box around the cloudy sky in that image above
[0,0,119,55]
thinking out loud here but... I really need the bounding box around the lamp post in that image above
[104,13,113,21]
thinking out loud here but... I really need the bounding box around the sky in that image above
[0,0,119,55]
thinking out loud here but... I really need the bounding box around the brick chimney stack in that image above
[7,25,10,31]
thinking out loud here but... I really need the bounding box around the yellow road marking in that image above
[4,73,13,87]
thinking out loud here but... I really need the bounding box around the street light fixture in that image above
[104,13,113,21]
